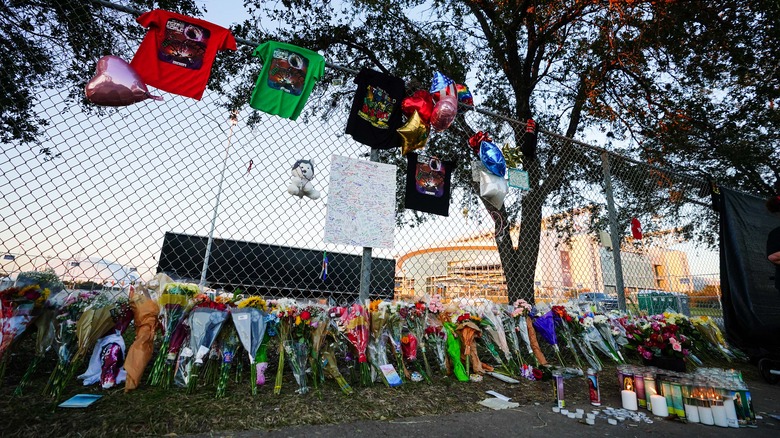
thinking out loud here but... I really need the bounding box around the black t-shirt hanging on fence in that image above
[345,68,406,149]
[404,153,456,217]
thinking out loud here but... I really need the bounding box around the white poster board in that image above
[324,155,396,248]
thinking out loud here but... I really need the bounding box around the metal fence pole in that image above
[600,151,627,311]
[199,111,238,288]
[358,149,379,302]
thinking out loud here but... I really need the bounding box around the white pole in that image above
[199,111,238,289]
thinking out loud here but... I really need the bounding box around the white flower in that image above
[581,316,594,328]
[593,314,608,325]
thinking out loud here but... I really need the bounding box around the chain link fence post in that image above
[600,151,627,311]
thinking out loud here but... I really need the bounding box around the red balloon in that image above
[85,55,162,106]
[431,95,457,131]
[401,90,434,125]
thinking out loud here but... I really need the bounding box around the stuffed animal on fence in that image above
[287,159,321,200]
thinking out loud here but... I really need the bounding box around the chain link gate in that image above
[0,1,723,320]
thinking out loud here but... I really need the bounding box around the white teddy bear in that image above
[287,159,321,200]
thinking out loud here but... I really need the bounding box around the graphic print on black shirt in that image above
[404,153,455,217]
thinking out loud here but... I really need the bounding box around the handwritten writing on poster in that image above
[324,155,396,248]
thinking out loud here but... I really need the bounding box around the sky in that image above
[0,0,721,287]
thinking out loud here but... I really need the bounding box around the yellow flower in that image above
[295,315,302,325]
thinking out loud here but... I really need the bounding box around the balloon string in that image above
[489,210,506,242]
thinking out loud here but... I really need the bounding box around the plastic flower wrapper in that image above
[0,285,47,382]
[271,297,298,395]
[367,300,392,384]
[283,339,310,394]
[501,310,526,368]
[45,290,100,398]
[186,305,228,393]
[15,291,64,395]
[442,321,468,381]
[551,305,585,369]
[400,331,430,383]
[148,282,199,386]
[231,305,266,395]
[76,331,127,388]
[424,316,448,372]
[533,310,566,367]
[308,306,330,389]
[478,303,515,374]
[216,321,240,398]
[339,303,371,386]
[404,301,433,379]
[455,313,493,376]
[593,314,625,362]
[580,315,617,366]
[321,340,353,395]
[384,305,407,381]
[123,285,160,392]
[510,299,547,366]
[691,315,744,361]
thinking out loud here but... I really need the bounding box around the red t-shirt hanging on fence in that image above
[130,9,236,100]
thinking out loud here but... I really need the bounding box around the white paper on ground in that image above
[479,398,520,410]
[485,390,511,401]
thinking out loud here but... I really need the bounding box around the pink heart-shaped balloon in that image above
[85,55,162,106]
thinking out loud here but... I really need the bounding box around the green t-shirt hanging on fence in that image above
[249,41,325,120]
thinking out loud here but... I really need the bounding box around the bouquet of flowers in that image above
[551,304,586,369]
[233,298,267,395]
[337,303,371,387]
[579,314,620,367]
[148,282,199,386]
[0,285,48,383]
[185,296,229,393]
[384,303,407,381]
[453,310,493,376]
[404,301,433,379]
[593,314,625,362]
[533,310,565,366]
[45,290,100,399]
[307,305,330,389]
[271,297,299,395]
[622,313,694,361]
[367,300,392,384]
[15,289,65,395]
[124,283,160,392]
[424,295,447,373]
[478,303,516,375]
[401,331,430,383]
[691,315,745,361]
[75,293,133,389]
[441,320,469,381]
[216,320,240,398]
[320,339,353,395]
[510,299,547,366]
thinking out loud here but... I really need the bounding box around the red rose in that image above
[532,368,543,380]
[300,310,311,321]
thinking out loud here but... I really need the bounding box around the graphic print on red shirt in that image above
[131,9,236,100]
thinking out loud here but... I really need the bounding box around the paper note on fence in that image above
[324,155,396,249]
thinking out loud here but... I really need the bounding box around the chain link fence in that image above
[0,2,722,320]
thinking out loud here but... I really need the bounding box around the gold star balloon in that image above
[398,110,430,155]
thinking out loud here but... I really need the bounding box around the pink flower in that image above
[670,337,682,352]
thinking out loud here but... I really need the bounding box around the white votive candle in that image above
[723,398,739,428]
[698,404,715,426]
[568,412,576,419]
[684,402,700,423]
[712,403,729,428]
[650,395,668,417]
[552,406,560,413]
[621,390,638,411]
[585,417,595,425]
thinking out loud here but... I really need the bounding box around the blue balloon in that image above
[480,141,506,177]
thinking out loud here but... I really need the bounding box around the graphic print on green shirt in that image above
[249,41,325,120]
